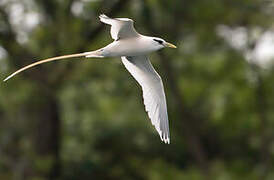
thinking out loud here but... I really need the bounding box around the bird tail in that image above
[85,49,104,58]
[3,50,104,82]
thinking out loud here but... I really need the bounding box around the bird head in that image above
[152,38,177,50]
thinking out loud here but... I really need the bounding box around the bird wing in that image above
[121,56,170,143]
[99,14,139,40]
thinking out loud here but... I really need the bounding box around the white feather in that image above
[121,56,170,144]
[99,14,139,41]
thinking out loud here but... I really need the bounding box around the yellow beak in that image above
[164,42,177,48]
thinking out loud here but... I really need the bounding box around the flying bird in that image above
[4,14,177,144]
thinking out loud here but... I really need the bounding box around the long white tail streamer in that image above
[3,52,99,82]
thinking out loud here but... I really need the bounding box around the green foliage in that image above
[1,0,274,179]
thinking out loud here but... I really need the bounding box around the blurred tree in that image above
[0,0,274,180]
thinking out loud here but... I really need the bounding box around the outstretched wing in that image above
[121,56,170,144]
[99,14,139,40]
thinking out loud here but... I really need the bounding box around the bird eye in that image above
[153,39,163,44]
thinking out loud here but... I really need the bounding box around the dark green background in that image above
[1,0,274,179]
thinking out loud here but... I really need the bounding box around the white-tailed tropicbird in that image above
[4,14,177,144]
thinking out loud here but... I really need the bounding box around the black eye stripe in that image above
[153,39,163,44]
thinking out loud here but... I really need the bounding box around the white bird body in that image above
[87,35,164,58]
[4,14,177,144]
